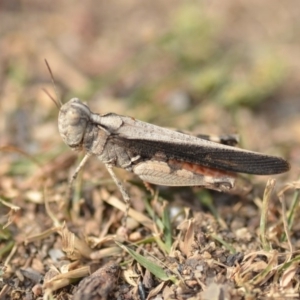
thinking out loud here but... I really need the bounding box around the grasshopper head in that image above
[58,98,91,151]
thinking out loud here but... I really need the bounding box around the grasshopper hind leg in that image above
[196,134,239,146]
[175,129,239,146]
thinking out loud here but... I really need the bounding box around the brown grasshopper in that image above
[57,98,290,208]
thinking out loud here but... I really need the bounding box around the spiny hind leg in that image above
[175,130,239,146]
[196,134,239,146]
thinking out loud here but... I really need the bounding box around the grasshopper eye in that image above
[58,98,91,149]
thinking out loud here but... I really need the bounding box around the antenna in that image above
[44,59,63,107]
[42,88,59,109]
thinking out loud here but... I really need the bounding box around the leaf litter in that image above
[2,157,299,299]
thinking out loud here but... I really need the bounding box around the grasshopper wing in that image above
[100,114,290,175]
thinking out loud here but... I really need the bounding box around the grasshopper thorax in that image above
[58,98,91,150]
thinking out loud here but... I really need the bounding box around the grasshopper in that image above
[57,98,290,209]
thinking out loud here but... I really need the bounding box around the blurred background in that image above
[0,0,299,188]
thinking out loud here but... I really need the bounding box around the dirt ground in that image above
[0,1,300,299]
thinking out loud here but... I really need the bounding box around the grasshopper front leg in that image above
[67,153,92,201]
